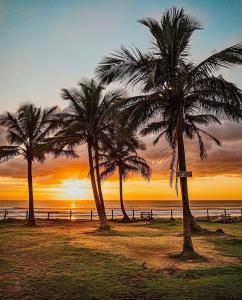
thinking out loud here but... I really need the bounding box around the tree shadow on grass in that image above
[84,229,124,236]
[133,219,181,229]
[83,228,162,237]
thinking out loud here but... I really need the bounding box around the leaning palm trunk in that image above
[26,158,36,226]
[94,141,106,218]
[118,165,130,221]
[88,143,110,229]
[177,132,195,254]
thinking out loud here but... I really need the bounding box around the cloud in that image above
[1,120,241,183]
[208,121,242,142]
[139,121,242,179]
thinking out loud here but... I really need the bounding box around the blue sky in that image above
[0,0,242,112]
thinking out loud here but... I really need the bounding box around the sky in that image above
[0,0,242,201]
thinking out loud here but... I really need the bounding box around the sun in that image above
[59,179,91,200]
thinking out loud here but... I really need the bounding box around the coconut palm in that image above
[0,104,74,225]
[59,79,126,229]
[96,7,242,255]
[99,126,151,220]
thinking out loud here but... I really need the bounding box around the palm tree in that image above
[59,79,126,229]
[0,104,73,225]
[99,126,151,221]
[96,7,242,255]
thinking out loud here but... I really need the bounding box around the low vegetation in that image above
[1,219,241,300]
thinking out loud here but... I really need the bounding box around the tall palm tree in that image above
[59,79,126,229]
[0,104,73,225]
[96,7,242,255]
[99,126,151,221]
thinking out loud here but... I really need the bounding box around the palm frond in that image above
[100,163,116,180]
[96,45,155,86]
[0,146,21,162]
[197,128,222,146]
[193,42,242,76]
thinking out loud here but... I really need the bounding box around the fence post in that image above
[170,209,173,220]
[25,210,28,220]
[111,210,114,221]
[90,210,93,221]
[224,209,227,223]
[70,210,72,221]
[207,209,209,220]
[150,209,153,219]
[47,212,50,220]
[132,210,135,219]
[4,210,7,220]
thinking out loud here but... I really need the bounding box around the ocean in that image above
[0,199,242,210]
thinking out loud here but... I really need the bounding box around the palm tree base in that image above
[190,218,211,235]
[190,216,203,233]
[25,219,36,226]
[99,223,111,230]
[122,216,131,222]
[178,250,205,261]
[170,250,203,262]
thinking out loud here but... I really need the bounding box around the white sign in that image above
[176,171,192,177]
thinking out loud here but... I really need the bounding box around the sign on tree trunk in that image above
[176,171,192,177]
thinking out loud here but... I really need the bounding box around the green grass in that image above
[211,237,242,260]
[0,220,242,300]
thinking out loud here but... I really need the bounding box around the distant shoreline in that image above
[0,199,242,210]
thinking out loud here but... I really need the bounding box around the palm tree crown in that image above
[0,104,70,163]
[59,79,126,146]
[100,126,151,181]
[96,7,242,125]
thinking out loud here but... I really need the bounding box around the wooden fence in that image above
[1,208,242,222]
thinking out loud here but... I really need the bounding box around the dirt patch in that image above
[64,221,240,270]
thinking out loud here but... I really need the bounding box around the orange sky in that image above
[0,174,241,201]
[0,120,242,201]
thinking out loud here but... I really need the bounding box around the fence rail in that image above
[1,208,242,222]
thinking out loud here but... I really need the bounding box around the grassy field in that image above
[0,219,242,300]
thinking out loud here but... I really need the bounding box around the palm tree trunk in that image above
[177,132,195,254]
[189,210,203,233]
[87,143,110,229]
[26,158,36,226]
[118,165,130,221]
[94,141,106,218]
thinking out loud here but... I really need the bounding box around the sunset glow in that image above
[56,179,92,200]
[0,175,241,201]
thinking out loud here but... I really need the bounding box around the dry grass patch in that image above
[63,221,240,270]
